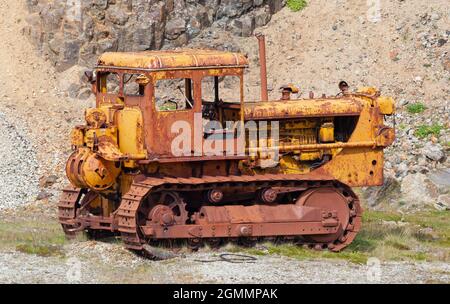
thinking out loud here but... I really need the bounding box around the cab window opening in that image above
[202,75,240,104]
[98,72,120,94]
[124,73,146,96]
[155,78,194,112]
[201,75,242,123]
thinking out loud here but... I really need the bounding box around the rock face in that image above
[364,169,450,212]
[24,0,284,72]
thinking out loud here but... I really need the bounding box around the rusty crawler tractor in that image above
[59,35,395,256]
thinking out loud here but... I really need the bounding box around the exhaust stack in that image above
[256,33,269,102]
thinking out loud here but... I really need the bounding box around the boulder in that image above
[400,173,440,209]
[230,15,255,37]
[422,142,445,161]
[36,190,53,201]
[363,175,400,208]
[131,22,155,51]
[254,6,272,27]
[416,227,439,240]
[56,39,82,72]
[78,88,93,100]
[435,195,450,211]
[427,169,450,194]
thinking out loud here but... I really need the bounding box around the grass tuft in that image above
[0,219,67,257]
[287,0,308,12]
[406,102,426,114]
[16,243,64,257]
[415,124,444,138]
[384,234,412,251]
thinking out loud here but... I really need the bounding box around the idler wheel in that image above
[144,191,188,227]
[296,187,350,245]
[148,205,176,226]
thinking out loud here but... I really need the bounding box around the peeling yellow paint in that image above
[98,49,249,71]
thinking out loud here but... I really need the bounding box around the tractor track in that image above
[59,174,362,259]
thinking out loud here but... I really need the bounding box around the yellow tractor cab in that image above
[93,49,249,159]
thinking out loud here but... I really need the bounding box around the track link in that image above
[116,183,152,250]
[58,186,84,236]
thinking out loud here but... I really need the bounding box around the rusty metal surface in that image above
[143,222,339,239]
[296,186,362,251]
[98,49,249,71]
[61,171,361,254]
[111,174,360,254]
[256,33,269,101]
[247,141,377,154]
[58,186,82,230]
[243,98,363,120]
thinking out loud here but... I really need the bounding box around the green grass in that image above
[406,102,426,114]
[0,219,68,257]
[2,210,448,264]
[158,103,177,111]
[287,0,308,12]
[231,210,450,264]
[16,243,64,257]
[363,210,403,222]
[415,124,444,138]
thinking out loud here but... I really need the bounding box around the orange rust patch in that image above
[244,98,363,120]
[98,49,249,71]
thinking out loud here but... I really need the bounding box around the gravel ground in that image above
[0,243,449,284]
[0,112,39,210]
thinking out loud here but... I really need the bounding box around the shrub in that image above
[415,124,444,138]
[287,0,307,12]
[406,102,426,114]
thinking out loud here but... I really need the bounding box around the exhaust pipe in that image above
[255,33,269,102]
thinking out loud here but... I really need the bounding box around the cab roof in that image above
[97,49,249,71]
